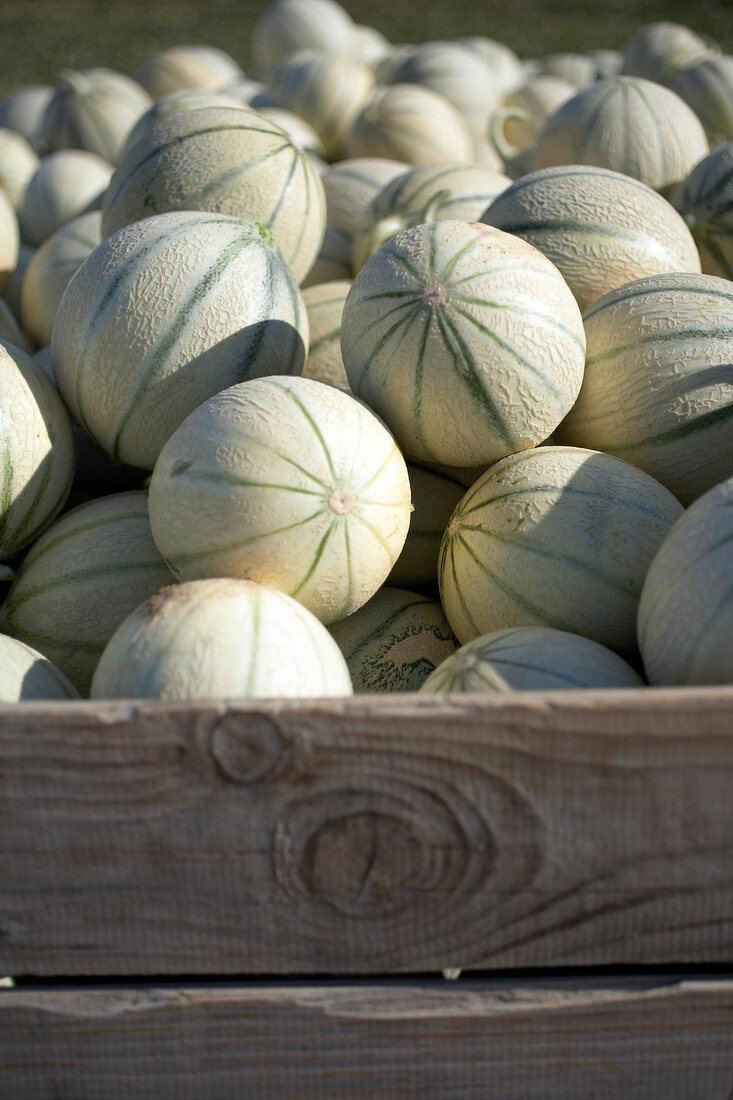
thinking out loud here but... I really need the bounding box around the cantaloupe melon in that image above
[118,89,248,160]
[322,156,408,239]
[0,633,79,701]
[251,0,356,77]
[134,46,244,99]
[670,55,733,146]
[672,142,733,280]
[342,84,475,166]
[302,279,351,387]
[622,21,716,85]
[42,68,154,164]
[19,149,112,247]
[0,85,53,154]
[0,127,39,210]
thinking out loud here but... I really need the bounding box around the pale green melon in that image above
[481,165,701,312]
[622,22,717,86]
[342,84,475,166]
[2,490,173,694]
[19,149,112,247]
[438,446,684,656]
[147,375,412,625]
[341,220,585,467]
[672,143,733,280]
[489,75,575,159]
[420,626,644,692]
[322,156,408,240]
[670,56,733,146]
[90,577,354,700]
[557,273,733,505]
[328,586,456,691]
[119,89,248,160]
[52,210,308,470]
[0,85,53,155]
[0,127,39,210]
[21,209,101,347]
[0,634,79,701]
[0,341,75,561]
[134,46,244,99]
[349,24,391,71]
[251,0,356,78]
[456,38,524,97]
[42,68,154,164]
[101,105,326,284]
[302,279,351,387]
[257,105,326,159]
[638,477,733,684]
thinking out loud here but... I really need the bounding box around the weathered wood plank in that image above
[2,690,733,976]
[3,976,733,1099]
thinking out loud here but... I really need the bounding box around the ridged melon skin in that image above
[438,446,684,655]
[341,220,585,467]
[90,577,354,701]
[257,106,326,160]
[670,56,733,146]
[147,375,411,626]
[2,490,174,694]
[20,210,101,347]
[533,76,709,195]
[558,273,733,506]
[302,279,351,387]
[353,162,511,271]
[119,90,248,161]
[328,586,456,692]
[0,127,39,210]
[51,210,308,471]
[672,143,733,280]
[420,625,644,693]
[0,188,19,293]
[481,165,701,312]
[251,0,356,78]
[323,156,408,239]
[638,477,733,685]
[20,149,112,247]
[0,342,75,561]
[0,634,79,701]
[101,105,326,284]
[42,68,154,164]
[134,46,244,100]
[342,84,475,167]
[621,22,716,86]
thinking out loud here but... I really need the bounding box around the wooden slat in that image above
[3,976,733,1099]
[2,690,733,976]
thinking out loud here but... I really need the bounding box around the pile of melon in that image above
[1,0,732,702]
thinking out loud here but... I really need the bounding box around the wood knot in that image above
[210,713,287,785]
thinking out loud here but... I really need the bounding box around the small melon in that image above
[134,46,244,99]
[302,279,351,387]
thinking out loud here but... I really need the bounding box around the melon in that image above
[42,68,154,164]
[350,24,392,71]
[538,52,598,87]
[456,37,524,97]
[670,55,733,146]
[638,476,733,684]
[323,156,408,239]
[480,165,701,312]
[0,127,39,210]
[251,0,356,78]
[52,210,308,471]
[328,585,456,691]
[19,149,112,247]
[0,188,19,293]
[134,46,244,99]
[300,224,352,287]
[256,105,326,159]
[489,75,575,160]
[0,85,53,154]
[533,76,710,195]
[0,634,79,701]
[101,105,326,284]
[622,21,717,85]
[672,143,733,280]
[0,341,75,562]
[557,273,733,505]
[2,243,34,323]
[342,84,475,166]
[420,626,644,692]
[302,279,351,387]
[147,375,412,625]
[90,577,354,700]
[118,89,248,160]
[20,209,101,347]
[0,299,32,354]
[341,220,585,467]
[2,490,174,694]
[438,446,684,655]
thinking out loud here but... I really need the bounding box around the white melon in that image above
[302,279,351,387]
[0,300,32,353]
[19,149,112,247]
[538,52,598,87]
[0,127,40,210]
[251,0,356,77]
[0,634,79,701]
[342,84,475,166]
[42,68,154,164]
[670,55,733,146]
[0,187,19,293]
[134,46,244,99]
[90,577,354,700]
[622,21,717,85]
[119,89,248,160]
[300,224,352,287]
[0,85,53,154]
[2,242,34,323]
[323,156,408,239]
[672,143,733,280]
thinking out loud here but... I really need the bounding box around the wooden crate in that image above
[2,689,733,1097]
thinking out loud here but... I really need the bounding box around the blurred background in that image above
[2,0,731,93]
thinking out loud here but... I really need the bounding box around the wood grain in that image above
[2,690,733,976]
[3,976,733,1099]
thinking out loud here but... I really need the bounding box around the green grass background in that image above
[1,0,731,95]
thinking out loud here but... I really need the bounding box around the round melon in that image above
[251,0,356,77]
[134,46,244,99]
[670,55,733,146]
[101,105,326,284]
[672,143,733,280]
[538,52,598,87]
[0,188,19,293]
[2,490,174,694]
[256,105,326,159]
[322,156,408,239]
[638,477,733,685]
[420,626,644,693]
[268,49,375,159]
[557,273,733,505]
[533,76,710,195]
[119,89,248,160]
[438,446,684,655]
[0,127,39,210]
[456,37,524,97]
[622,21,717,85]
[19,149,112,247]
[0,299,32,354]
[302,279,351,387]
[0,85,53,154]
[90,577,353,701]
[0,341,75,562]
[352,162,511,272]
[489,75,576,158]
[3,242,34,323]
[42,68,154,164]
[147,375,412,625]
[481,165,701,312]
[350,24,391,71]
[20,209,101,347]
[341,220,585,467]
[328,586,457,691]
[342,84,475,166]
[300,224,352,287]
[0,634,79,701]
[52,210,308,471]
